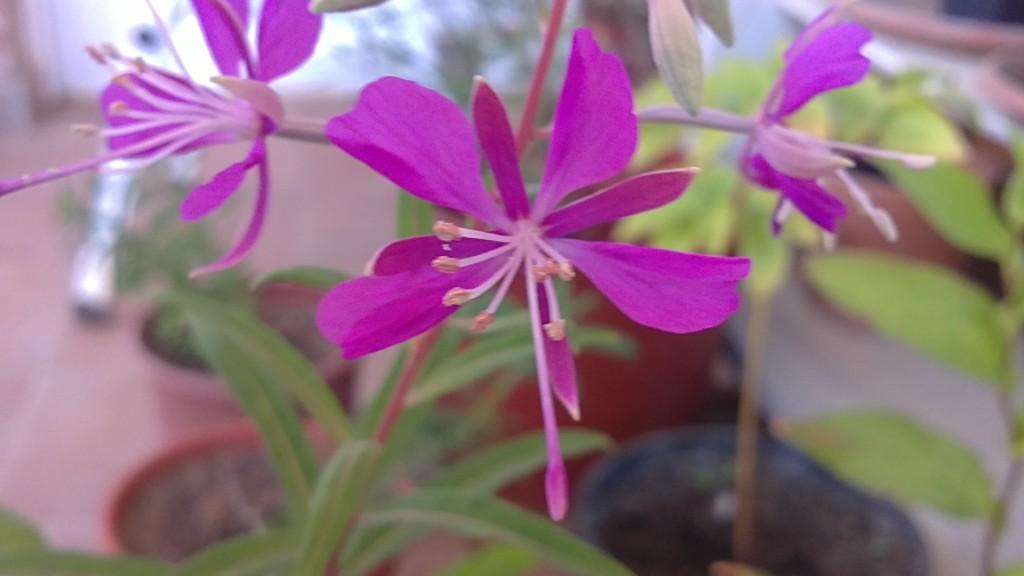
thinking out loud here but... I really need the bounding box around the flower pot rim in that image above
[100,420,263,555]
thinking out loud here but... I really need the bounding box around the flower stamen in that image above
[471,312,494,332]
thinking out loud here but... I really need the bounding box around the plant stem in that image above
[276,117,330,144]
[637,106,757,134]
[981,457,1024,576]
[516,0,569,155]
[732,292,772,563]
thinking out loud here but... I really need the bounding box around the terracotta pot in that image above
[142,282,356,433]
[103,421,388,571]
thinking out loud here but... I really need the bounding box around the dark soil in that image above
[578,429,927,576]
[119,448,284,561]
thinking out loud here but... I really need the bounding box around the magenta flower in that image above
[317,29,750,520]
[0,0,322,275]
[741,6,934,240]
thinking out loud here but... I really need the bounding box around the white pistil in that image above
[837,170,899,242]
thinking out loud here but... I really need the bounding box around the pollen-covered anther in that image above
[471,312,494,332]
[544,320,566,341]
[132,57,149,73]
[557,261,576,281]
[108,101,130,116]
[443,287,472,306]
[85,46,107,65]
[71,124,100,136]
[534,259,559,282]
[432,256,460,273]
[433,221,461,242]
[112,75,134,89]
[100,43,120,58]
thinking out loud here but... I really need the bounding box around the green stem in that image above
[732,291,773,563]
[981,457,1024,576]
[276,117,331,144]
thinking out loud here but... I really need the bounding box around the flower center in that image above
[430,220,575,340]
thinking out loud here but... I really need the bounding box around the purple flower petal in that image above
[550,239,750,333]
[537,286,578,419]
[542,169,696,238]
[317,261,504,358]
[370,235,508,276]
[181,143,263,221]
[189,140,270,277]
[533,29,637,217]
[745,155,847,233]
[472,79,530,220]
[191,0,251,77]
[256,0,323,82]
[775,22,871,118]
[327,77,509,229]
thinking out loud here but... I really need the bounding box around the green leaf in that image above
[397,192,435,238]
[648,0,703,115]
[439,544,537,576]
[0,553,170,575]
[997,564,1024,576]
[173,293,320,520]
[177,532,299,576]
[1002,138,1024,233]
[362,490,633,576]
[805,252,1005,384]
[432,429,613,492]
[688,0,733,46]
[884,163,1012,260]
[171,291,352,443]
[256,267,351,293]
[878,104,968,163]
[780,410,994,518]
[309,0,388,13]
[294,440,382,576]
[0,510,43,555]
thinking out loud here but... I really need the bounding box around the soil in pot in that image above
[114,444,284,560]
[576,426,928,576]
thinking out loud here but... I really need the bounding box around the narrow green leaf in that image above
[0,510,43,555]
[689,0,734,45]
[1002,138,1024,233]
[256,267,351,293]
[0,553,170,575]
[295,441,383,576]
[997,564,1024,576]
[177,532,300,576]
[173,293,319,520]
[648,0,703,115]
[171,291,352,443]
[806,252,1005,384]
[356,346,408,438]
[439,544,536,576]
[342,525,425,576]
[409,340,535,407]
[432,429,612,492]
[884,163,1012,260]
[781,410,994,518]
[362,490,633,576]
[309,0,388,13]
[397,192,435,238]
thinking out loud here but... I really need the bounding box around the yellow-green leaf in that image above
[781,410,994,518]
[997,563,1024,576]
[1002,137,1024,233]
[309,0,388,13]
[805,252,1005,384]
[884,163,1012,260]
[879,104,967,163]
[0,510,43,555]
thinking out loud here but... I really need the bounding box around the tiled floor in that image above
[0,99,396,550]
